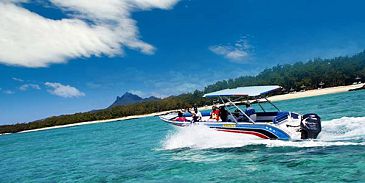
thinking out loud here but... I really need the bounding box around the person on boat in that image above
[210,106,220,121]
[175,111,187,122]
[193,107,202,122]
[234,109,245,122]
[188,106,202,122]
[245,103,256,122]
[219,106,228,122]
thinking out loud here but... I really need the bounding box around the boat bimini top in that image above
[203,85,282,98]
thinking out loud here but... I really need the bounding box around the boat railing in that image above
[221,96,254,123]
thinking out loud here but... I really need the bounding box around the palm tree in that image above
[300,84,306,92]
[289,87,295,93]
[355,76,362,84]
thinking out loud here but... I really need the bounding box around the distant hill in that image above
[109,92,160,108]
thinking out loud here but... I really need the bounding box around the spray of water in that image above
[162,116,365,150]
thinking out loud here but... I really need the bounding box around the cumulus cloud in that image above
[45,82,85,98]
[0,0,179,67]
[19,84,41,91]
[209,37,252,63]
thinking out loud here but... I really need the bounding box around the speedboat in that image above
[159,85,321,141]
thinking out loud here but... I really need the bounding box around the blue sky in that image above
[1,0,365,124]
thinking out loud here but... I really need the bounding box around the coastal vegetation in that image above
[1,51,365,134]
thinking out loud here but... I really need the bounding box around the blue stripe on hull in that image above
[206,123,290,140]
[161,118,291,141]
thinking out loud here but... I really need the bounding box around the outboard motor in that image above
[300,113,321,139]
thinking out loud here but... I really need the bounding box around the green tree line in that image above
[1,51,365,134]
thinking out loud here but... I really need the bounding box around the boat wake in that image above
[162,116,365,150]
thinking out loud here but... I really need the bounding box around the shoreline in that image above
[2,83,364,135]
[268,84,363,102]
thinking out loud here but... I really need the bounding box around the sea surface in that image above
[1,91,365,182]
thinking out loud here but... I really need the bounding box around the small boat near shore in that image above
[160,85,322,141]
[349,84,365,92]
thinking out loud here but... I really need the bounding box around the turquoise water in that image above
[1,91,365,182]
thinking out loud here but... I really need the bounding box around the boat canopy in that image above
[203,85,281,98]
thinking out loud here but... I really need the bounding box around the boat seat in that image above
[273,112,290,124]
[256,112,279,116]
[255,112,278,122]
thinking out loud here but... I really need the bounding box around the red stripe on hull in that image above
[217,129,270,139]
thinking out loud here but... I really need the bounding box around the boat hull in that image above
[160,117,292,141]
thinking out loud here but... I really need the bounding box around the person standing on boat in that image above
[210,106,220,121]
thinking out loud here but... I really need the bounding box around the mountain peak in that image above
[123,92,135,96]
[109,92,159,108]
[120,92,142,99]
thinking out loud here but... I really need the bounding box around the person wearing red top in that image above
[175,111,187,122]
[210,106,220,121]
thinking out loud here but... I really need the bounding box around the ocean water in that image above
[1,91,365,182]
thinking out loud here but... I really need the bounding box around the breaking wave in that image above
[162,116,365,150]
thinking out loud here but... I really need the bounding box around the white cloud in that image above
[3,90,14,94]
[209,37,252,63]
[45,82,85,98]
[12,77,24,82]
[0,0,179,67]
[19,84,41,91]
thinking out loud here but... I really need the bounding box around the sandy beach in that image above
[268,84,364,101]
[9,83,363,134]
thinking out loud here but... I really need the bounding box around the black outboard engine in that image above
[300,113,321,139]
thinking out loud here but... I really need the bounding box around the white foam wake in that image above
[162,116,365,150]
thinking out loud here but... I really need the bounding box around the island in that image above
[1,51,365,134]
